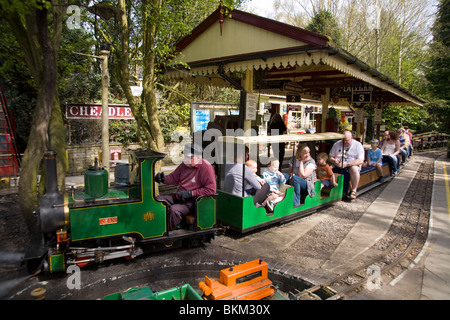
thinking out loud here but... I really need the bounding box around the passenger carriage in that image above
[215,132,344,233]
[215,132,392,233]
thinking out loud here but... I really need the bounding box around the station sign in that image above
[346,84,373,104]
[352,91,372,103]
[286,93,301,103]
[283,82,302,93]
[304,106,314,114]
[66,103,134,120]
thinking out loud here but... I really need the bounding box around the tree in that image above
[305,9,342,46]
[93,0,245,153]
[0,0,67,232]
[426,0,450,101]
[424,0,450,133]
[269,0,433,93]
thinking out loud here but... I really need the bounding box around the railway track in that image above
[289,158,434,300]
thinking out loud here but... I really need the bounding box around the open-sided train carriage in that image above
[215,132,345,233]
[215,132,393,233]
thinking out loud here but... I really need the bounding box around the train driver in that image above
[155,143,216,231]
[328,130,365,199]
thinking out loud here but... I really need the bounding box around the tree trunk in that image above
[116,0,164,153]
[142,0,165,153]
[4,3,66,232]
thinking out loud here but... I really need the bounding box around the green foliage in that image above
[158,103,191,143]
[305,9,342,46]
[0,15,36,152]
[58,24,102,111]
[426,0,450,101]
[109,120,144,145]
[424,100,450,134]
[381,105,429,132]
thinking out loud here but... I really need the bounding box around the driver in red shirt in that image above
[155,143,216,231]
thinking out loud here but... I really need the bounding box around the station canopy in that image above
[164,6,425,107]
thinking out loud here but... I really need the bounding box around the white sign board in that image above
[374,108,382,124]
[130,86,143,97]
[245,93,257,121]
[354,108,364,123]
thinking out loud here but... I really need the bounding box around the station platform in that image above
[352,154,450,300]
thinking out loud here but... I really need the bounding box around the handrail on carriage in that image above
[218,132,345,145]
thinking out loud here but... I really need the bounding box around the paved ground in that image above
[353,154,450,300]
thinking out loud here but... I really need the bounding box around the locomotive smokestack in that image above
[39,151,68,234]
[44,151,58,195]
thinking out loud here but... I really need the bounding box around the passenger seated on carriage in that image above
[224,150,275,211]
[363,139,384,182]
[381,130,401,176]
[404,126,414,157]
[244,159,265,196]
[262,159,286,209]
[328,130,365,199]
[154,143,216,231]
[316,152,338,190]
[397,128,408,165]
[283,144,317,206]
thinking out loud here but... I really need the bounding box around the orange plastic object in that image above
[199,259,275,300]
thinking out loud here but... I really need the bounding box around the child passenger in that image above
[364,139,384,181]
[245,159,265,195]
[262,159,286,210]
[316,152,337,190]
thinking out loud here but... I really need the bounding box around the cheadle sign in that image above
[66,103,134,120]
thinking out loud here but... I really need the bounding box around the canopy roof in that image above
[166,7,425,107]
[219,132,345,145]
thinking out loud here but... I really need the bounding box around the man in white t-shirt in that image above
[329,130,365,199]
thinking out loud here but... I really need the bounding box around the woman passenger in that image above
[283,144,317,206]
[381,130,401,176]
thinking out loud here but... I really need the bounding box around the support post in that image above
[100,49,110,182]
[242,69,254,136]
[321,88,330,133]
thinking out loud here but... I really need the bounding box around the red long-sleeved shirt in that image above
[164,159,216,198]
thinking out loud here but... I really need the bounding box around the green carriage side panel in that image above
[196,196,216,230]
[150,284,203,300]
[217,190,244,227]
[49,253,65,273]
[103,287,154,300]
[326,174,344,201]
[217,175,344,232]
[103,284,202,300]
[69,157,167,241]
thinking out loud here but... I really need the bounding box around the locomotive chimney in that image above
[44,151,58,195]
[39,151,68,234]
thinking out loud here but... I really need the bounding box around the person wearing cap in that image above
[155,143,216,231]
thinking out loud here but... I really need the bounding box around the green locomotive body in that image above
[29,149,216,273]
